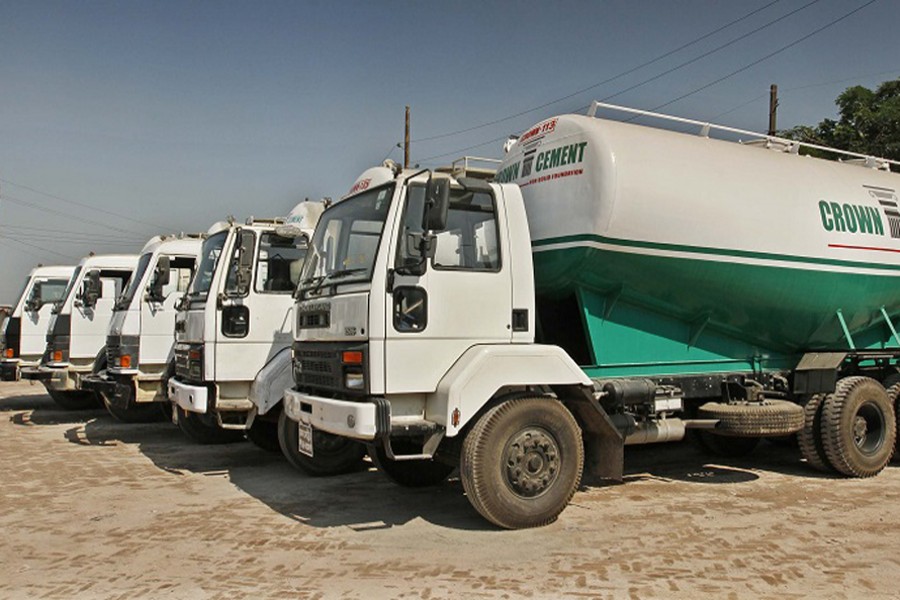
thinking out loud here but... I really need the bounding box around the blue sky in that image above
[1,0,898,302]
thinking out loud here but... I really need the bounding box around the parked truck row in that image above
[3,102,899,529]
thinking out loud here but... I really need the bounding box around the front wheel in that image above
[460,396,584,529]
[370,440,455,488]
[247,416,281,453]
[277,410,366,476]
[176,407,245,444]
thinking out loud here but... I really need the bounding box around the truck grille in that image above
[293,342,367,396]
[174,343,203,382]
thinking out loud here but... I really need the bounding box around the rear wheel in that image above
[277,410,366,476]
[797,393,833,472]
[371,440,455,488]
[48,389,101,410]
[102,394,168,423]
[176,406,245,444]
[247,416,280,453]
[460,396,584,529]
[821,376,896,478]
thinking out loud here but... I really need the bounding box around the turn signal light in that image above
[4,348,13,358]
[341,351,363,365]
[53,350,63,362]
[120,355,132,369]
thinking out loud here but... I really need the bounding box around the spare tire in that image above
[698,400,804,437]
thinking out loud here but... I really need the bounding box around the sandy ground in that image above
[1,381,899,599]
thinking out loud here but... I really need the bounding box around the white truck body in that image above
[168,201,323,437]
[1,265,75,381]
[283,103,900,528]
[22,254,138,396]
[81,235,202,418]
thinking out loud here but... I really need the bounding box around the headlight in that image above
[345,372,365,390]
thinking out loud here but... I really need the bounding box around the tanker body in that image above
[284,102,900,530]
[497,106,900,378]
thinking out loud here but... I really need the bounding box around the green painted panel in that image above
[534,243,900,375]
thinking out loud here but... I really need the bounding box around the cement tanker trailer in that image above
[284,102,900,529]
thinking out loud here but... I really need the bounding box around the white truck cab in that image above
[22,254,138,410]
[82,234,202,422]
[1,265,76,381]
[167,201,338,454]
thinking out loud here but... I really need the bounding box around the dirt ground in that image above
[1,381,899,599]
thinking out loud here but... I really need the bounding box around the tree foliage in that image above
[781,78,900,166]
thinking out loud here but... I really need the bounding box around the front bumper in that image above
[0,360,20,382]
[169,378,210,413]
[283,389,385,441]
[80,373,116,394]
[20,365,69,389]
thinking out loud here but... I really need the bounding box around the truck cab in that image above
[22,254,138,410]
[1,265,75,381]
[81,235,202,422]
[168,201,329,450]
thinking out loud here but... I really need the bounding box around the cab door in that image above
[21,278,68,359]
[384,182,512,395]
[140,256,196,372]
[71,270,131,361]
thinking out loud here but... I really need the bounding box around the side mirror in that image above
[25,282,42,312]
[81,270,101,308]
[148,256,171,301]
[422,176,450,232]
[233,229,255,296]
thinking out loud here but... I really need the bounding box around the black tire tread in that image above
[697,400,804,437]
[797,393,833,472]
[460,397,583,530]
[48,389,101,410]
[887,382,900,463]
[822,376,896,478]
[177,407,245,445]
[277,410,365,476]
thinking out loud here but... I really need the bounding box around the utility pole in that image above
[768,84,778,136]
[404,106,410,169]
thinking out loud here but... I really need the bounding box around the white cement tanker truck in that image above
[282,102,900,528]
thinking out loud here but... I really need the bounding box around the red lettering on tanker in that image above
[348,178,372,195]
[519,118,557,145]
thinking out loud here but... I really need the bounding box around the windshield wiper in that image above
[307,268,367,296]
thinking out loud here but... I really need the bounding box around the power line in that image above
[0,192,152,238]
[645,0,879,114]
[0,235,77,260]
[412,0,786,143]
[417,0,875,164]
[0,177,170,231]
[0,223,137,242]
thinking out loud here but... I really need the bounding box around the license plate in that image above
[298,421,314,457]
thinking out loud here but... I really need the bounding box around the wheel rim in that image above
[853,401,886,455]
[502,427,561,499]
[313,429,352,456]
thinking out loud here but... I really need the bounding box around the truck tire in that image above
[176,406,245,444]
[697,400,804,437]
[102,394,167,423]
[821,376,896,478]
[797,393,833,472]
[460,397,584,530]
[370,440,455,488]
[48,389,101,410]
[247,416,280,453]
[277,410,365,476]
[692,431,760,457]
[94,357,167,423]
[883,374,900,463]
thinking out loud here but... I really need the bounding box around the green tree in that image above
[781,78,900,167]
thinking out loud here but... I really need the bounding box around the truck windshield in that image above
[115,252,153,310]
[188,230,229,301]
[53,266,83,314]
[299,184,394,291]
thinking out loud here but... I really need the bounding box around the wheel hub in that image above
[503,428,560,498]
[853,416,868,447]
